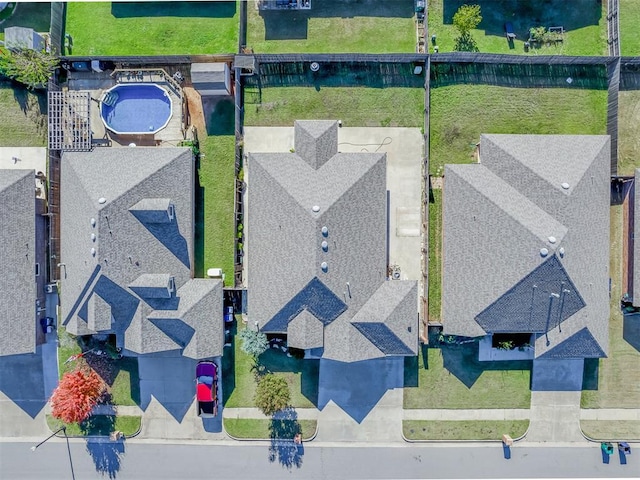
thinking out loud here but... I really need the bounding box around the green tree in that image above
[454,32,480,52]
[255,374,290,416]
[0,47,59,90]
[239,327,269,358]
[452,4,482,35]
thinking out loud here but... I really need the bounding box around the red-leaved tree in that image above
[50,368,105,424]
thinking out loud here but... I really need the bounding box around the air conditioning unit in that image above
[44,284,57,294]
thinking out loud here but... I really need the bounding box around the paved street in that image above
[1,440,636,480]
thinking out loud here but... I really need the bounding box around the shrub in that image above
[255,374,290,416]
[239,327,269,358]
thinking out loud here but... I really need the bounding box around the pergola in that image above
[48,90,92,151]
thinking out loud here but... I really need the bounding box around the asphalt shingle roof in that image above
[60,148,222,358]
[537,327,606,359]
[0,169,36,355]
[287,310,324,350]
[443,134,610,359]
[248,121,417,362]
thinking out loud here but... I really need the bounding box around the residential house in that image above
[0,169,45,356]
[60,147,223,359]
[247,120,418,362]
[442,134,610,360]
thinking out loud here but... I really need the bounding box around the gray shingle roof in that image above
[287,310,324,350]
[248,121,417,362]
[537,327,605,359]
[60,148,221,359]
[87,291,112,332]
[443,134,610,359]
[0,169,36,355]
[476,255,586,333]
[634,169,640,306]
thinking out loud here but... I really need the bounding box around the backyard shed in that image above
[190,62,231,96]
[4,26,46,51]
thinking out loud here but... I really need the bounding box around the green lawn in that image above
[247,0,414,53]
[581,420,640,440]
[196,134,236,283]
[618,91,640,176]
[47,415,141,437]
[404,341,532,409]
[0,82,47,147]
[620,0,640,56]
[65,2,238,55]
[429,84,607,175]
[403,420,529,441]
[428,189,442,321]
[581,206,640,409]
[224,418,317,440]
[427,0,606,55]
[0,2,51,41]
[224,325,319,409]
[244,87,424,127]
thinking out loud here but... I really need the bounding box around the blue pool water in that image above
[101,84,172,135]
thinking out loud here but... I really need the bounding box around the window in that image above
[35,263,40,276]
[168,204,175,221]
[168,277,175,293]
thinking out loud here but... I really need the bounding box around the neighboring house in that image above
[442,134,610,360]
[0,169,46,356]
[60,147,224,359]
[247,120,418,362]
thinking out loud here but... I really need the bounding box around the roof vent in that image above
[321,241,328,251]
[321,261,328,272]
[91,233,96,242]
[312,205,320,213]
[321,226,328,236]
[90,248,96,256]
[548,236,557,244]
[90,218,96,227]
[559,247,565,257]
[561,182,570,190]
[540,248,549,257]
[98,197,106,204]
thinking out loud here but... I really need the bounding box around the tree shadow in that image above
[268,407,303,470]
[111,2,236,18]
[262,11,310,40]
[85,438,125,479]
[442,0,602,38]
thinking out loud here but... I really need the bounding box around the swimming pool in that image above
[100,84,173,135]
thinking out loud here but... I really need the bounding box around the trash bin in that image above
[602,442,615,455]
[619,442,631,454]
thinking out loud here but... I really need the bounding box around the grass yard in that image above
[247,0,414,53]
[581,206,640,409]
[65,2,238,55]
[581,421,640,440]
[57,327,140,407]
[0,2,51,41]
[244,87,424,127]
[617,90,640,176]
[224,418,317,440]
[224,325,319,409]
[620,0,640,56]
[428,189,442,321]
[404,341,532,409]
[427,0,606,56]
[0,82,47,147]
[196,134,236,283]
[429,85,607,175]
[47,415,141,437]
[403,420,529,441]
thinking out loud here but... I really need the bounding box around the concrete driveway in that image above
[315,357,405,443]
[137,354,225,440]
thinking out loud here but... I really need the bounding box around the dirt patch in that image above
[184,87,206,133]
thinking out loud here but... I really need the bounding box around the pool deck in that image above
[66,71,185,147]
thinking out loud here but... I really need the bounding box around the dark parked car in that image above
[196,361,218,417]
